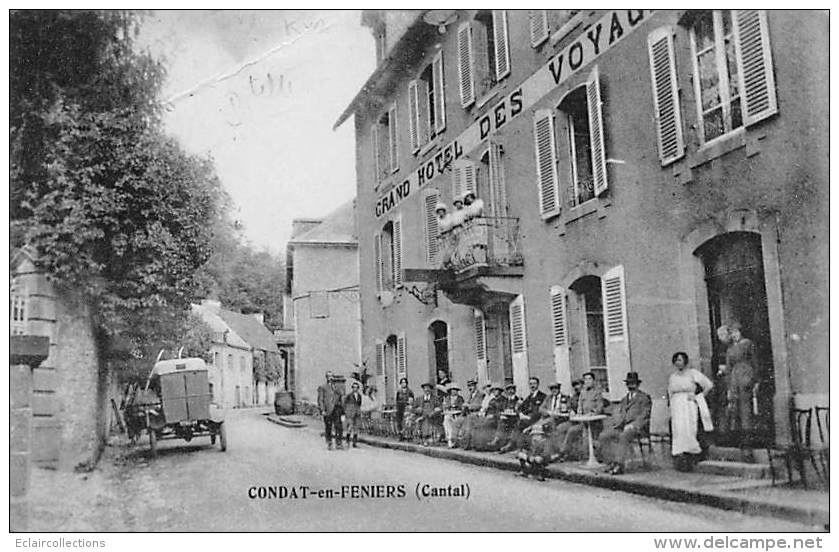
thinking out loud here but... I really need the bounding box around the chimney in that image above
[252,312,265,325]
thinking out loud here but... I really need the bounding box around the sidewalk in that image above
[269,413,828,529]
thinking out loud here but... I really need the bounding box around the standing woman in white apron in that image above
[668,352,714,471]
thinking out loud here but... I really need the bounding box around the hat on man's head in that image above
[548,382,562,390]
[490,382,504,391]
[571,378,584,386]
[435,202,448,213]
[421,382,435,389]
[624,372,642,385]
[447,383,461,392]
[466,378,478,386]
[582,371,596,380]
[505,382,516,390]
[462,190,476,201]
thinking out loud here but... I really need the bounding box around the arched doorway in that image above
[696,232,775,446]
[429,321,449,383]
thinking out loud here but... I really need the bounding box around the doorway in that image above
[484,304,513,385]
[385,335,398,404]
[697,232,775,446]
[429,321,450,383]
[568,276,609,393]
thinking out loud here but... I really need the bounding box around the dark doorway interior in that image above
[430,321,449,383]
[698,232,775,446]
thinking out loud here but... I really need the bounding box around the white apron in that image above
[668,368,714,456]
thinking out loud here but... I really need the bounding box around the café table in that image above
[569,413,608,469]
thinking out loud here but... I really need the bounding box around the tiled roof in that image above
[217,309,279,353]
[289,200,356,246]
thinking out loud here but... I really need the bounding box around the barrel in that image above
[274,391,295,415]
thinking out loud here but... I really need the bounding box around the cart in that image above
[124,353,226,457]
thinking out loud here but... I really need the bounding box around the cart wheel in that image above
[149,428,157,458]
[219,422,228,451]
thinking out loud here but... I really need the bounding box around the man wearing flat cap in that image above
[597,372,651,475]
[414,382,443,446]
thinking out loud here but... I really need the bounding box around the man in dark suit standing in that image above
[597,371,652,474]
[502,377,546,453]
[317,371,344,450]
[343,380,363,448]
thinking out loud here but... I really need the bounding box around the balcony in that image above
[438,216,523,273]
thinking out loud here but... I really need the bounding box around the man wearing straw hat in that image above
[442,384,465,448]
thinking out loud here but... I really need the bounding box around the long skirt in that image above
[670,392,701,455]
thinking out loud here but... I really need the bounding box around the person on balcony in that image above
[449,197,467,230]
[463,190,484,220]
[435,202,451,234]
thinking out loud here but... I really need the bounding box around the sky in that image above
[137,10,374,254]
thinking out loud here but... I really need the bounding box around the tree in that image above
[10,10,226,372]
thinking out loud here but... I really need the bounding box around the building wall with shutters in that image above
[351,10,826,437]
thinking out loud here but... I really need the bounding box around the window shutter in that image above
[586,66,608,197]
[529,10,549,47]
[374,232,383,291]
[732,10,777,126]
[432,52,446,133]
[533,109,560,219]
[509,295,529,395]
[371,124,380,185]
[492,10,511,81]
[388,104,398,172]
[457,22,475,107]
[424,189,440,264]
[648,27,685,166]
[375,340,385,376]
[397,333,407,379]
[474,309,488,386]
[392,215,403,288]
[488,138,507,218]
[601,265,630,400]
[550,285,571,389]
[452,159,476,198]
[408,80,420,152]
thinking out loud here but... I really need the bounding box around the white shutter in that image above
[533,109,560,219]
[474,309,488,386]
[374,232,383,292]
[388,104,398,172]
[424,189,440,264]
[457,22,475,107]
[732,10,778,126]
[375,340,385,376]
[648,27,685,165]
[492,10,511,81]
[586,66,608,196]
[529,10,549,47]
[418,78,431,145]
[488,139,507,218]
[432,52,446,133]
[550,285,572,389]
[408,80,421,152]
[509,295,529,396]
[452,159,476,199]
[397,333,407,379]
[392,215,403,288]
[602,265,630,400]
[371,124,380,184]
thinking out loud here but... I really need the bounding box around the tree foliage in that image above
[10,10,226,362]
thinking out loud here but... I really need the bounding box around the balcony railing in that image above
[437,216,523,273]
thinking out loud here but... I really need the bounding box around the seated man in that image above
[597,372,651,475]
[491,383,521,452]
[517,422,553,481]
[467,383,505,451]
[502,377,546,453]
[557,372,606,460]
[442,384,465,448]
[456,379,485,448]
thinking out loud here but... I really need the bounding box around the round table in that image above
[569,414,608,469]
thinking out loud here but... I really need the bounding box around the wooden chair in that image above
[814,405,829,478]
[637,398,670,466]
[767,407,820,487]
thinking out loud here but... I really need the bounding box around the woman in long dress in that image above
[668,352,713,471]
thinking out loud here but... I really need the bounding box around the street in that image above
[28,409,819,532]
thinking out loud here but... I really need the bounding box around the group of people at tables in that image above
[393,370,653,480]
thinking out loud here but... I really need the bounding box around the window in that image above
[473,10,510,98]
[556,67,607,209]
[409,52,445,152]
[375,216,402,292]
[371,105,398,185]
[375,26,387,64]
[10,280,27,336]
[689,10,777,144]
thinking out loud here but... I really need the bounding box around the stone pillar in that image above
[10,335,50,532]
